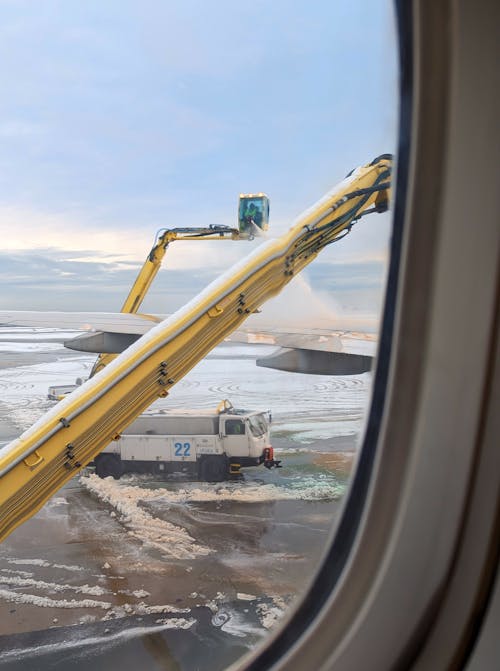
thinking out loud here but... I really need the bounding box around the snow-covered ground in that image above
[0,330,371,453]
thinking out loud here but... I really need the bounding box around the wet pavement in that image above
[0,333,366,670]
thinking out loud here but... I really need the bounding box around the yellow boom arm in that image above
[122,226,245,315]
[92,225,246,375]
[0,155,391,542]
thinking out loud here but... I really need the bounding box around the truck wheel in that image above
[95,454,123,480]
[199,456,228,483]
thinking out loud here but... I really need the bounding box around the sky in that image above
[0,1,398,325]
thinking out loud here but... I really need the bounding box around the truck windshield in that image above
[247,413,268,437]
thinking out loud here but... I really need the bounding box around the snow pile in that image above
[101,602,190,620]
[134,602,190,615]
[6,558,50,567]
[154,617,196,629]
[256,597,287,630]
[5,558,86,573]
[0,588,112,610]
[0,567,34,578]
[83,472,342,508]
[0,575,108,596]
[0,581,193,619]
[163,481,343,503]
[81,474,211,559]
[52,563,85,572]
[128,589,150,599]
[237,593,256,601]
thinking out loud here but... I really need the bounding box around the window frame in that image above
[240,1,500,669]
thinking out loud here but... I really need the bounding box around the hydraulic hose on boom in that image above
[0,155,392,543]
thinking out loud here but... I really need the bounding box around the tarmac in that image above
[0,335,364,670]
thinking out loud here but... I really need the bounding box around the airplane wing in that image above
[0,310,164,335]
[225,325,376,374]
[0,311,166,354]
[0,310,376,375]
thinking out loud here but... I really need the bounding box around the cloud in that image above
[0,0,398,318]
[0,242,388,322]
[0,205,143,262]
[0,247,219,312]
[0,204,260,271]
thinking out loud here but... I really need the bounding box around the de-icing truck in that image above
[93,400,280,482]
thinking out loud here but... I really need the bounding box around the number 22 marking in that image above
[174,442,190,457]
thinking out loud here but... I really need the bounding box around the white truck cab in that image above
[94,401,280,481]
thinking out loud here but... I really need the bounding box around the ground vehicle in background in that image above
[47,384,80,401]
[94,400,278,481]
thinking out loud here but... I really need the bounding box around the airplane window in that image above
[0,2,399,670]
